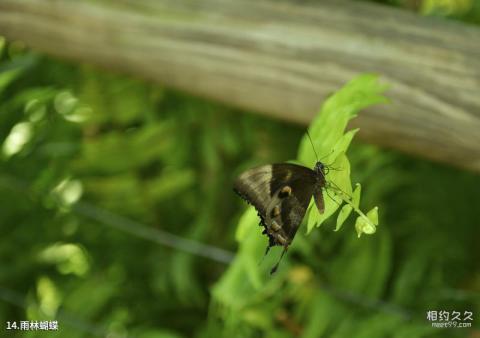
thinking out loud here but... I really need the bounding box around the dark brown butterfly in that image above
[233,161,326,273]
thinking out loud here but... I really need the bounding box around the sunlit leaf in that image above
[367,206,379,226]
[300,75,387,234]
[355,207,379,238]
[335,204,352,231]
[307,152,352,232]
[235,207,258,241]
[298,74,389,165]
[335,183,360,231]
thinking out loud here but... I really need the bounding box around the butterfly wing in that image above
[234,163,318,247]
[265,173,318,246]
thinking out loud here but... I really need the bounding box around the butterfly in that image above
[233,160,327,273]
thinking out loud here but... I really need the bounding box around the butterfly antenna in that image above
[270,247,288,275]
[322,149,335,161]
[306,130,319,163]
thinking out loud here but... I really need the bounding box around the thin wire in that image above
[73,202,235,264]
[1,174,418,319]
[318,283,412,320]
[0,175,235,264]
[70,202,412,318]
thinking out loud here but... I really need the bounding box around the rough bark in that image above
[1,0,479,171]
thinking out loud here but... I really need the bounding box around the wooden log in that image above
[0,0,479,171]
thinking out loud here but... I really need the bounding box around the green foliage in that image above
[299,74,387,236]
[210,75,396,336]
[0,40,304,338]
[335,182,361,232]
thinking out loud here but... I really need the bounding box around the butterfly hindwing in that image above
[233,164,274,224]
[234,163,318,246]
[265,185,310,246]
[234,161,328,274]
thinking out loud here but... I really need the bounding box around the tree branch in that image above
[1,0,479,171]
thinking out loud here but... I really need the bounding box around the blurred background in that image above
[0,0,479,337]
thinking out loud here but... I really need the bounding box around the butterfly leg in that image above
[326,181,351,200]
[270,246,288,275]
[324,185,342,207]
[258,244,272,266]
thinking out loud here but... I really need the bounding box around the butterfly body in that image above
[234,162,326,252]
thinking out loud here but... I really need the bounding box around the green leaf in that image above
[355,207,378,238]
[328,152,353,197]
[0,54,38,95]
[328,128,358,165]
[298,74,389,166]
[298,74,387,232]
[300,74,387,234]
[306,189,341,233]
[335,184,361,231]
[307,152,351,232]
[235,207,257,241]
[352,183,361,208]
[335,205,352,231]
[367,206,379,226]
